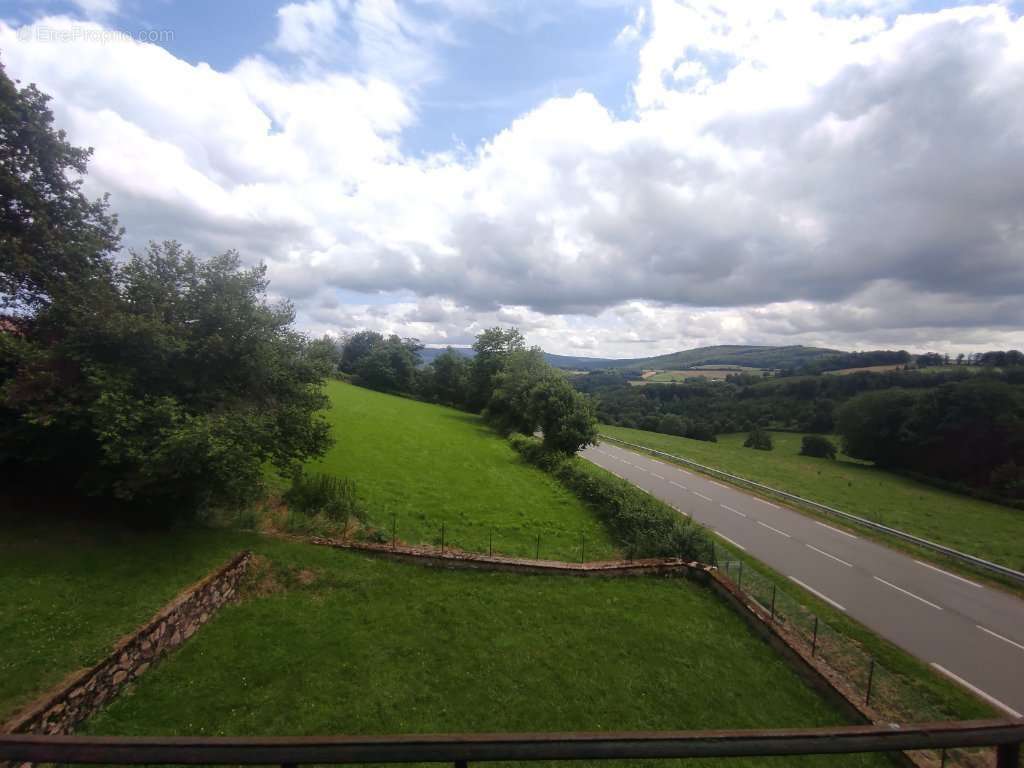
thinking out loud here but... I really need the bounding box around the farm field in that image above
[634,368,760,384]
[597,426,1024,575]
[0,509,254,721]
[301,382,616,561]
[84,538,886,768]
[824,365,905,375]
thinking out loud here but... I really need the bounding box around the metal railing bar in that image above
[2,719,1021,764]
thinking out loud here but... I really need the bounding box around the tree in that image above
[340,330,384,373]
[486,347,549,434]
[529,375,598,454]
[468,326,525,410]
[835,389,918,466]
[1,241,333,517]
[1,60,121,312]
[800,434,837,459]
[427,347,470,406]
[743,427,773,451]
[353,335,421,392]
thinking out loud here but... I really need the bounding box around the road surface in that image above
[581,439,1024,717]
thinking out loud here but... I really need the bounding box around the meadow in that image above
[300,382,617,561]
[83,539,887,768]
[598,426,1024,575]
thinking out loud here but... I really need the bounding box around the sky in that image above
[1,0,1023,358]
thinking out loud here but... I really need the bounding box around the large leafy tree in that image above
[0,64,333,518]
[468,326,525,410]
[0,61,121,311]
[2,242,334,516]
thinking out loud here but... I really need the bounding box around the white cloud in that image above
[70,0,119,19]
[3,2,1024,356]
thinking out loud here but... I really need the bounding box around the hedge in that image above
[509,433,712,561]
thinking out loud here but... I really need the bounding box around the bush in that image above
[743,428,773,451]
[800,434,837,459]
[284,471,365,523]
[508,434,711,561]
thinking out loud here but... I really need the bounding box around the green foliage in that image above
[467,326,525,410]
[743,427,773,451]
[800,434,837,459]
[509,433,710,560]
[284,470,365,523]
[347,334,422,392]
[1,242,333,517]
[0,59,121,311]
[420,346,470,406]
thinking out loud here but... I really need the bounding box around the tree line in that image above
[330,327,599,455]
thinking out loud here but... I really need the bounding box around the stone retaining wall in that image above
[2,551,252,736]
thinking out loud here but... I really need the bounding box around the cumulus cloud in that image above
[2,1,1023,356]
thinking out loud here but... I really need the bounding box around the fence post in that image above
[392,515,397,549]
[581,533,586,564]
[811,616,819,657]
[738,560,744,591]
[996,741,1020,768]
[711,541,716,567]
[770,585,777,621]
[865,658,875,705]
[535,533,540,560]
[441,522,446,554]
[488,528,493,557]
[940,748,946,768]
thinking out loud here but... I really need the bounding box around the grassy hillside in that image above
[598,426,1024,574]
[303,382,616,561]
[0,511,253,721]
[84,541,885,767]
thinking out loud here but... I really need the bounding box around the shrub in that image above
[800,434,837,459]
[508,434,711,561]
[284,471,365,523]
[743,428,773,451]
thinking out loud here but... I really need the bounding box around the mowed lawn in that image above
[304,382,616,561]
[599,425,1024,574]
[85,539,886,768]
[0,510,254,721]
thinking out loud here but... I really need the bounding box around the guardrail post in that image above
[996,742,1020,768]
[811,616,819,657]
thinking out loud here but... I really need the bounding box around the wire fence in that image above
[711,546,1001,768]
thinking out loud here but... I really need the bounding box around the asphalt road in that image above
[581,440,1024,717]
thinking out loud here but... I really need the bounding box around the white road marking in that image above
[672,505,690,517]
[618,457,631,464]
[757,521,791,538]
[634,465,648,472]
[789,577,846,612]
[670,480,687,490]
[806,544,853,568]
[815,521,858,539]
[976,625,1024,653]
[914,560,983,589]
[651,472,665,480]
[873,576,943,610]
[693,491,713,502]
[717,534,746,551]
[709,480,728,489]
[720,504,746,518]
[930,663,1023,719]
[753,498,779,509]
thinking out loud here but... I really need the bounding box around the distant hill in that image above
[419,344,839,371]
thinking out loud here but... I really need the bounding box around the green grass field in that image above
[301,382,616,561]
[0,511,254,721]
[598,426,1024,575]
[83,538,886,767]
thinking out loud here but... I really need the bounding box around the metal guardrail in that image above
[598,434,1024,586]
[2,719,1022,765]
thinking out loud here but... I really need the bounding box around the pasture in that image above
[301,382,616,561]
[83,539,886,768]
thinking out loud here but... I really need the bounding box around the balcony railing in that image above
[2,718,1022,767]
